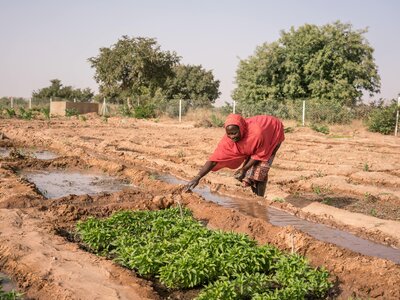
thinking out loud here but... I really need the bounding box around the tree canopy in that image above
[88,36,180,101]
[233,21,381,108]
[32,79,94,101]
[163,64,221,108]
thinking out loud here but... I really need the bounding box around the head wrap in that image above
[209,114,285,171]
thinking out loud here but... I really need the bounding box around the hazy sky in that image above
[1,0,399,105]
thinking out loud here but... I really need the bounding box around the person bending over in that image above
[184,113,284,197]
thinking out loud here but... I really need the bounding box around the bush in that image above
[134,103,156,119]
[310,123,330,134]
[366,99,398,135]
[18,107,33,120]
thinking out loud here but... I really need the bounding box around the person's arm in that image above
[234,158,258,181]
[184,161,217,191]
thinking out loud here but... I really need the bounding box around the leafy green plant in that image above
[312,184,322,195]
[370,208,377,217]
[18,107,33,120]
[76,207,332,298]
[5,108,16,118]
[310,123,330,134]
[321,198,331,205]
[363,163,370,172]
[41,107,50,119]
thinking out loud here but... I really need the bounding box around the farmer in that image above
[184,114,284,196]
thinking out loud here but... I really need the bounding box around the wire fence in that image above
[1,96,399,136]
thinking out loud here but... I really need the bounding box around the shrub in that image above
[5,108,16,118]
[366,99,398,135]
[18,107,33,120]
[210,114,224,127]
[134,103,156,119]
[41,107,50,119]
[310,123,330,134]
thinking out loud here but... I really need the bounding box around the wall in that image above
[50,101,99,116]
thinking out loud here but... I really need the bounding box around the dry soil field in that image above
[0,115,399,299]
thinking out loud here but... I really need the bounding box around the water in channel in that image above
[0,147,58,160]
[21,170,133,199]
[158,174,400,264]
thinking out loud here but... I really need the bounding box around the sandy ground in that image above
[0,115,399,299]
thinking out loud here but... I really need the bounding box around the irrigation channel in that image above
[0,272,17,293]
[21,170,133,199]
[158,174,400,264]
[0,147,59,160]
[20,165,400,264]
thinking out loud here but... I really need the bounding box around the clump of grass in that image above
[272,197,285,203]
[284,126,294,133]
[65,108,79,117]
[363,163,370,172]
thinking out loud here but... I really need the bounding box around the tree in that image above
[233,21,381,110]
[88,36,180,102]
[162,64,221,108]
[32,79,94,101]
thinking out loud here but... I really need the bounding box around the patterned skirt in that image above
[242,143,281,187]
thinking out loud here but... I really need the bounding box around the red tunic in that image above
[209,114,285,171]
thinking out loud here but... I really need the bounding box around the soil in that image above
[0,115,399,299]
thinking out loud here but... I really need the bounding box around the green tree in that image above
[32,79,94,101]
[88,36,180,102]
[233,21,381,112]
[162,64,220,108]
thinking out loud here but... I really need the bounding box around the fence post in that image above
[10,97,14,109]
[395,96,400,137]
[233,100,236,114]
[302,100,306,126]
[74,98,76,103]
[101,98,108,116]
[29,98,32,109]
[179,99,182,122]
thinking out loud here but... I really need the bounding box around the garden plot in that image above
[1,117,400,299]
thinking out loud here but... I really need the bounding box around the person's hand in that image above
[184,176,201,192]
[234,168,246,181]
